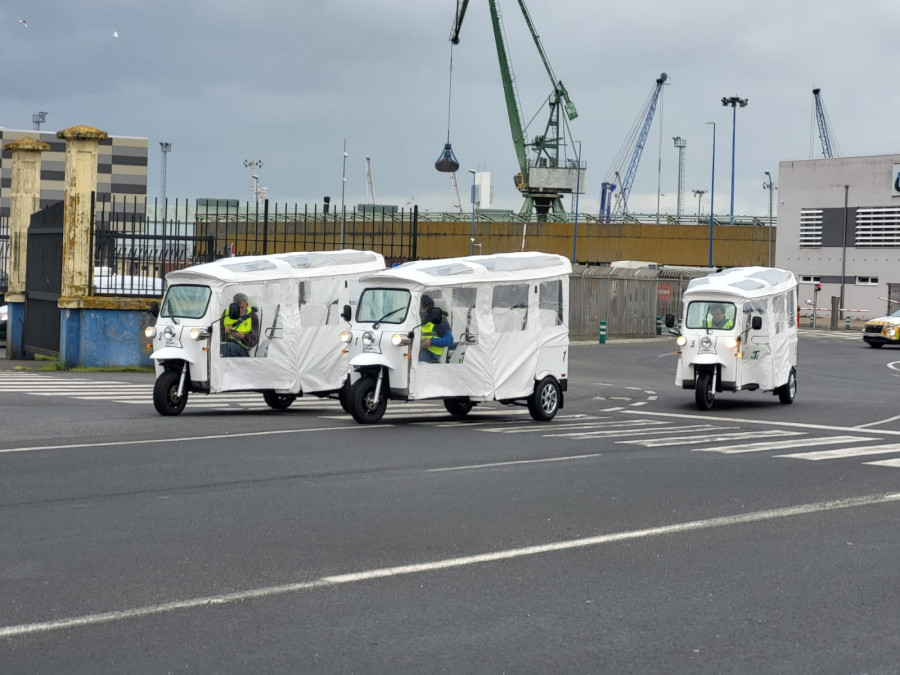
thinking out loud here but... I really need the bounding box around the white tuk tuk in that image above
[145,249,385,415]
[339,252,572,424]
[665,266,798,410]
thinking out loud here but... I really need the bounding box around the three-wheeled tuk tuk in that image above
[339,252,572,424]
[665,266,798,410]
[145,249,385,415]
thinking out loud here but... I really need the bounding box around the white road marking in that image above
[484,419,658,434]
[426,453,603,472]
[621,429,790,448]
[620,409,900,437]
[1,491,897,638]
[547,423,730,441]
[776,444,900,461]
[864,458,900,468]
[694,435,873,454]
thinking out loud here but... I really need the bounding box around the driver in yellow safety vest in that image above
[707,304,734,330]
[418,294,453,362]
[221,292,260,357]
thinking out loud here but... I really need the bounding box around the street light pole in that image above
[721,96,748,226]
[341,138,348,249]
[468,169,477,255]
[692,189,706,225]
[706,121,716,267]
[764,171,775,266]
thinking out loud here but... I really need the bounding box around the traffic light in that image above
[323,196,331,216]
[815,283,822,292]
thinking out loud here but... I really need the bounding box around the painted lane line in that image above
[620,409,900,437]
[620,429,788,447]
[864,459,900,468]
[547,424,732,441]
[426,453,603,472]
[1,491,898,639]
[776,443,900,461]
[0,424,387,454]
[483,419,657,434]
[694,435,873,455]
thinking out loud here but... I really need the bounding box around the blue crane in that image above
[812,88,838,158]
[599,73,668,223]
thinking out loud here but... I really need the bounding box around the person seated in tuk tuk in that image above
[221,292,260,357]
[419,294,453,363]
[707,303,734,330]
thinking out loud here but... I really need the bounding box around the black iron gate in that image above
[24,201,64,357]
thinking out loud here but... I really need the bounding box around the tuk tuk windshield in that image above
[356,288,411,325]
[160,285,212,319]
[686,301,736,330]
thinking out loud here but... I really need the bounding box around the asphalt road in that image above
[1,330,899,674]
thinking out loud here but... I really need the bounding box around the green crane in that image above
[449,0,584,220]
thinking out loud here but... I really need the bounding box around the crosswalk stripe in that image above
[776,443,900,461]
[548,423,731,440]
[619,428,779,447]
[694,435,873,454]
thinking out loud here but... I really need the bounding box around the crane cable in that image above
[435,38,460,172]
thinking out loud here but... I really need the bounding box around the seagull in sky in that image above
[112,30,119,38]
[19,19,28,28]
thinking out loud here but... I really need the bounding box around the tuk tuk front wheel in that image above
[695,370,715,411]
[153,369,188,416]
[349,375,388,424]
[263,391,296,410]
[528,376,560,421]
[778,368,797,404]
[444,398,474,417]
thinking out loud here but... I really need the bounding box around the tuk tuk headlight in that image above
[144,326,157,338]
[676,335,687,347]
[391,333,412,346]
[340,331,352,343]
[362,331,375,347]
[162,326,176,341]
[189,327,210,340]
[699,336,712,350]
[724,336,739,350]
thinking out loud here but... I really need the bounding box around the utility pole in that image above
[673,137,687,218]
[159,142,172,206]
[692,189,707,225]
[763,171,776,266]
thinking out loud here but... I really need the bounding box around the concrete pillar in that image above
[3,137,49,360]
[57,125,107,303]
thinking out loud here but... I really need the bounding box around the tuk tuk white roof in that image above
[359,252,572,288]
[165,249,386,284]
[684,267,797,300]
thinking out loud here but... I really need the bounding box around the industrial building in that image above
[776,153,900,318]
[0,128,147,217]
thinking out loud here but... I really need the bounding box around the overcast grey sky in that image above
[3,1,896,218]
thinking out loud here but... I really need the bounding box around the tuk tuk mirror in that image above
[149,301,159,318]
[751,315,762,331]
[341,304,352,322]
[229,302,241,320]
[664,314,675,328]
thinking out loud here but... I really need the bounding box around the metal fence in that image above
[569,265,709,340]
[0,215,8,296]
[89,196,419,297]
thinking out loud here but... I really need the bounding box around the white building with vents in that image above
[777,154,900,318]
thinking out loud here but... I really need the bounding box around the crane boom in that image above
[812,88,836,159]
[447,0,585,220]
[600,73,667,222]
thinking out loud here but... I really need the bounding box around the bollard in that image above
[846,316,851,331]
[809,314,814,328]
[656,316,662,336]
[599,320,607,344]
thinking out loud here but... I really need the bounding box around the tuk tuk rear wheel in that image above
[338,378,351,413]
[153,369,188,416]
[444,398,474,417]
[778,368,797,404]
[263,391,296,410]
[528,376,560,421]
[349,375,388,424]
[695,370,715,411]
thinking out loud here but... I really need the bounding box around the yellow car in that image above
[863,309,900,348]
